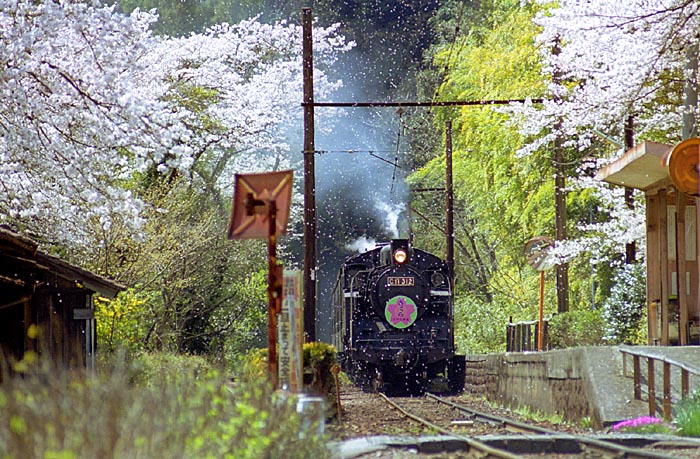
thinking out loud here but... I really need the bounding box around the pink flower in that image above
[613,416,663,431]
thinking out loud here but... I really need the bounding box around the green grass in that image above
[512,404,565,425]
[674,391,700,437]
[0,353,329,459]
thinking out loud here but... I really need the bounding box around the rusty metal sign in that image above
[228,170,293,240]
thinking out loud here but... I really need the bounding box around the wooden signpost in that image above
[228,170,293,389]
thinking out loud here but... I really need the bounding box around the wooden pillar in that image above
[648,357,657,415]
[663,361,672,420]
[676,192,689,345]
[23,298,32,355]
[646,192,661,344]
[659,190,670,345]
[696,193,700,332]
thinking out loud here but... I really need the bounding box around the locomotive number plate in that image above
[387,277,414,287]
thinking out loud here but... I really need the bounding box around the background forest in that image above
[2,0,696,366]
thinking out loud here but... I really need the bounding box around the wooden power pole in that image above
[302,8,316,342]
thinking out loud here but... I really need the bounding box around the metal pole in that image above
[268,200,279,389]
[302,7,316,342]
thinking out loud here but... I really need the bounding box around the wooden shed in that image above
[0,226,124,375]
[596,140,700,345]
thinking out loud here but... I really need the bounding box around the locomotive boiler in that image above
[331,239,465,394]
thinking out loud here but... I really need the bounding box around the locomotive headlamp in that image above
[393,249,408,264]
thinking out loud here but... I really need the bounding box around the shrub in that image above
[235,343,338,396]
[95,289,155,355]
[674,390,700,436]
[454,295,509,353]
[128,351,215,386]
[236,347,269,382]
[0,354,329,459]
[548,308,606,348]
[303,342,337,394]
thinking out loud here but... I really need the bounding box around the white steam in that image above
[346,236,377,253]
[375,200,405,238]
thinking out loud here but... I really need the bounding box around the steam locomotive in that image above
[331,239,465,394]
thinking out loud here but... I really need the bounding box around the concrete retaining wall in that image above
[464,347,647,429]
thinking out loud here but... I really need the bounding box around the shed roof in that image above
[0,226,125,298]
[595,141,672,191]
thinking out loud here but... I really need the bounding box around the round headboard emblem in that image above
[385,295,418,328]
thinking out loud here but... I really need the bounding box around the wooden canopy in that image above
[597,140,700,346]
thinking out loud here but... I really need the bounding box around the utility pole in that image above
[624,116,636,264]
[302,8,316,342]
[445,121,455,349]
[445,121,455,292]
[552,38,569,313]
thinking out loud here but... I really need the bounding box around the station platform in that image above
[463,345,700,428]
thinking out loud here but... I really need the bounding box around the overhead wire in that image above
[432,1,468,104]
[311,149,409,171]
[391,110,404,193]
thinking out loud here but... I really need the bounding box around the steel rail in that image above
[427,393,681,459]
[426,393,552,434]
[378,393,519,459]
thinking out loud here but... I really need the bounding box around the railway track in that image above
[375,392,693,459]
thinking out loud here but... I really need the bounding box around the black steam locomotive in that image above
[331,239,465,394]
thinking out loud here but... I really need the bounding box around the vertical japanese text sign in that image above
[279,270,303,392]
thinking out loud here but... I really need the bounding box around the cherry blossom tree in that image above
[0,0,351,248]
[512,0,700,265]
[526,0,700,151]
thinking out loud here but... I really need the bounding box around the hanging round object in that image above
[523,236,555,271]
[666,138,700,196]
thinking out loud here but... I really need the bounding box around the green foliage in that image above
[674,391,700,437]
[303,342,338,395]
[410,3,553,332]
[0,354,328,459]
[235,347,269,382]
[95,289,155,354]
[303,342,337,371]
[548,309,606,348]
[512,404,564,425]
[129,351,216,386]
[87,181,268,362]
[454,294,510,353]
[410,0,641,348]
[235,343,338,396]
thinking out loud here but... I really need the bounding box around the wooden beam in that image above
[0,295,32,311]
